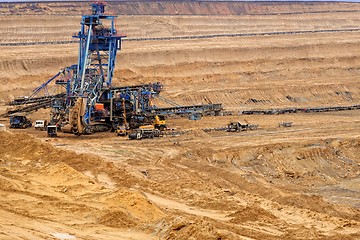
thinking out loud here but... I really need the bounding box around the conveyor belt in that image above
[145,103,223,116]
[240,105,360,115]
[3,99,52,117]
[10,93,65,106]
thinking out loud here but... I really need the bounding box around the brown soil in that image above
[1,2,360,240]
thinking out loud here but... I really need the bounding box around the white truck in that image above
[34,120,48,131]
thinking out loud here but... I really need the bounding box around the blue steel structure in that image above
[74,3,122,93]
[65,3,126,134]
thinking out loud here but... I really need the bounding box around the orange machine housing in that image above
[94,103,104,111]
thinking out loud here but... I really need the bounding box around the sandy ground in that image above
[1,5,360,240]
[1,111,360,239]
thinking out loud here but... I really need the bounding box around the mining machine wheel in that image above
[70,97,86,135]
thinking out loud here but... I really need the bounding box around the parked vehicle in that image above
[34,120,48,131]
[226,121,258,132]
[154,115,167,130]
[129,126,160,140]
[47,125,57,137]
[9,114,32,129]
[116,124,129,136]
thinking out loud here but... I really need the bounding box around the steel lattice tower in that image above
[70,3,125,124]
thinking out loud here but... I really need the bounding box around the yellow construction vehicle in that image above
[116,124,129,136]
[139,124,155,130]
[154,115,166,130]
[129,125,161,140]
[116,98,130,136]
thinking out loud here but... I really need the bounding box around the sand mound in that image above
[101,189,165,222]
[228,205,277,223]
[0,131,166,238]
[99,210,138,228]
[157,217,226,240]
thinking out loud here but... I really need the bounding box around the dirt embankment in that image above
[1,123,360,239]
[115,35,360,110]
[1,1,360,16]
[0,131,163,239]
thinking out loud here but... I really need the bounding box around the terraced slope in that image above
[1,12,360,111]
[1,1,360,16]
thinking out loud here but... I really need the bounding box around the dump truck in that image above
[10,113,32,129]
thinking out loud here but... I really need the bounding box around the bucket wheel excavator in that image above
[5,3,223,133]
[61,2,126,135]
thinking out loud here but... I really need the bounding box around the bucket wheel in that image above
[70,97,86,135]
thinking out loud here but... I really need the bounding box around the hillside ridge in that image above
[1,1,360,15]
